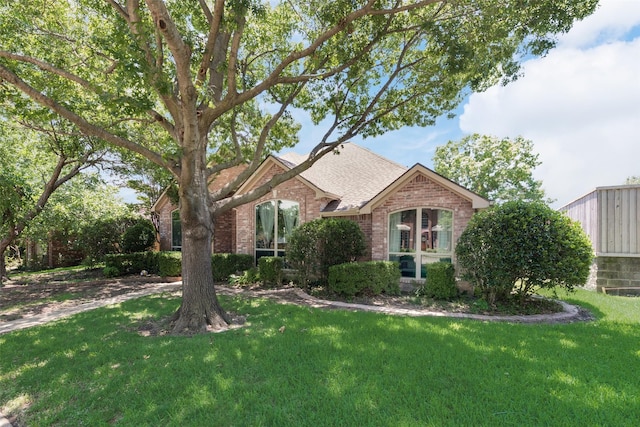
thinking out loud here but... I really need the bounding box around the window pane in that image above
[278,200,299,251]
[389,209,416,253]
[171,210,181,249]
[390,254,416,278]
[256,249,275,261]
[435,209,453,253]
[421,208,452,253]
[256,201,276,249]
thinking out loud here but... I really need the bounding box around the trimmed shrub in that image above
[229,267,260,286]
[320,218,367,276]
[456,200,594,306]
[421,262,457,300]
[328,261,401,297]
[286,221,321,287]
[158,251,182,277]
[258,256,284,288]
[103,266,120,278]
[211,253,254,282]
[104,251,160,276]
[287,218,366,286]
[122,219,156,253]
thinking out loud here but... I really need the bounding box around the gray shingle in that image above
[278,143,407,212]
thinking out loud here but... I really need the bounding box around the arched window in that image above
[171,209,182,251]
[388,208,453,279]
[255,200,299,260]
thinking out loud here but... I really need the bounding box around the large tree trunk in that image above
[170,131,231,334]
[171,221,230,334]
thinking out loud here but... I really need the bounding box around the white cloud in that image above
[558,0,640,48]
[459,0,640,207]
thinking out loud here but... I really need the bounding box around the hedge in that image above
[211,253,254,282]
[104,252,254,280]
[258,256,284,287]
[328,261,401,297]
[104,251,160,277]
[421,262,457,300]
[158,251,182,277]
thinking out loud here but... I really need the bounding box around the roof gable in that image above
[279,143,407,213]
[360,163,491,213]
[235,156,340,200]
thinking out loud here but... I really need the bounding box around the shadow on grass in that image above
[1,293,639,426]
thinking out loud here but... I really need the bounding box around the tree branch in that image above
[0,51,98,92]
[0,64,179,176]
[197,0,225,86]
[212,139,346,215]
[106,0,181,122]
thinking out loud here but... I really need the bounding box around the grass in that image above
[1,289,639,426]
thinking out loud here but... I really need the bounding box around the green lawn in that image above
[1,289,639,426]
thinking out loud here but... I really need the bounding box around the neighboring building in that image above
[152,143,490,281]
[561,185,640,293]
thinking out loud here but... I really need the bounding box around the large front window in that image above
[389,208,453,279]
[255,200,299,260]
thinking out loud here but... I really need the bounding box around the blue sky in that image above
[286,0,640,208]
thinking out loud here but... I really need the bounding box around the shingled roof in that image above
[277,143,408,213]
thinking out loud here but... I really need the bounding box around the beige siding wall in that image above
[561,190,598,250]
[598,186,640,255]
[369,173,476,262]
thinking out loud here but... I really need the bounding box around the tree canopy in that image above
[0,120,104,279]
[625,176,640,185]
[0,0,599,333]
[433,134,548,204]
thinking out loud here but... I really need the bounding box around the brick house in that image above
[152,143,489,281]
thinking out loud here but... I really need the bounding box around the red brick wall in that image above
[370,173,475,263]
[157,200,236,253]
[213,209,235,253]
[156,166,478,263]
[235,163,332,255]
[155,197,175,251]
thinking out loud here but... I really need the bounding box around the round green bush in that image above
[103,266,120,278]
[456,200,593,306]
[122,219,156,253]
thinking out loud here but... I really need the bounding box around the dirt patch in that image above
[0,270,173,323]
